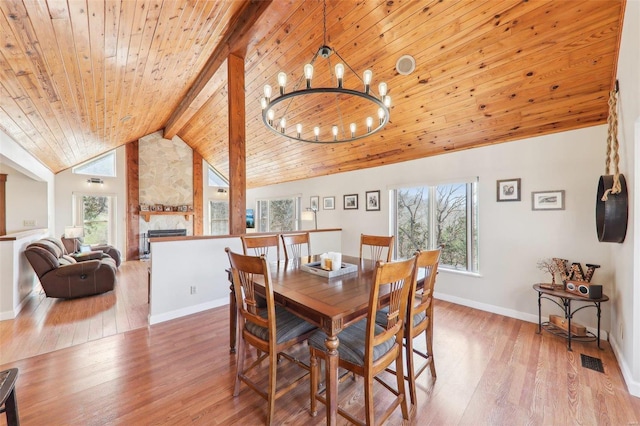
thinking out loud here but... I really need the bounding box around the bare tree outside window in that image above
[83,195,109,244]
[210,200,229,235]
[395,181,478,272]
[256,197,300,232]
[396,187,429,258]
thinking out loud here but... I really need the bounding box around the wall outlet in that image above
[23,219,36,227]
[190,286,197,295]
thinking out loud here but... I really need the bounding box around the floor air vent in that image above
[581,354,604,373]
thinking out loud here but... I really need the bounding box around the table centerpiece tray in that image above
[300,261,358,278]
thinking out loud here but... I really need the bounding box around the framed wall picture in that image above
[365,190,380,211]
[496,178,521,202]
[532,190,565,210]
[310,195,319,211]
[323,196,335,210]
[343,194,358,210]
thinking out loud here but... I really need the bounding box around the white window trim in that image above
[393,180,479,273]
[72,192,117,245]
[72,151,117,177]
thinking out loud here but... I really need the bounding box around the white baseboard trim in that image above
[0,310,15,321]
[608,336,640,397]
[149,297,228,325]
[434,291,609,341]
[0,289,33,321]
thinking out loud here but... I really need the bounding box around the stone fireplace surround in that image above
[138,132,193,238]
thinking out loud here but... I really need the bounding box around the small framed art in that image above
[310,195,319,211]
[323,196,335,210]
[343,194,358,210]
[497,178,521,202]
[365,190,380,211]
[532,190,565,210]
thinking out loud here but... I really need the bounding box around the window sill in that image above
[439,267,482,278]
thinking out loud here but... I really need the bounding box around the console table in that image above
[533,283,609,351]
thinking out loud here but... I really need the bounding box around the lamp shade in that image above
[301,211,315,222]
[64,226,84,239]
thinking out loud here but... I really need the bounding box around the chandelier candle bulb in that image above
[277,72,287,95]
[366,116,373,132]
[332,125,338,141]
[260,97,267,110]
[350,123,356,138]
[384,96,391,107]
[296,124,302,138]
[363,69,372,93]
[379,82,387,97]
[267,109,275,125]
[314,126,320,141]
[280,118,286,133]
[264,84,272,102]
[378,108,385,124]
[335,64,344,88]
[304,64,314,88]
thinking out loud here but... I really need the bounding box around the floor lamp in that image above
[64,226,84,253]
[302,207,318,230]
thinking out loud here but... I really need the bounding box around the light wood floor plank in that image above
[1,260,639,425]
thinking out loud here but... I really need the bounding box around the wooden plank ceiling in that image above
[0,0,624,188]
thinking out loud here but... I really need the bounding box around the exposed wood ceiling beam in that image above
[163,0,274,139]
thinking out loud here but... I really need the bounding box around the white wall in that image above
[248,126,613,334]
[0,229,48,319]
[609,0,640,396]
[0,163,48,233]
[0,128,55,234]
[148,230,342,324]
[54,146,127,255]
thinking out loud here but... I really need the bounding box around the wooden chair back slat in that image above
[281,232,311,261]
[360,234,394,262]
[241,234,280,262]
[367,256,416,357]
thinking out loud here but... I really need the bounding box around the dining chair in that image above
[281,232,311,261]
[359,234,394,262]
[404,248,440,406]
[308,256,416,425]
[241,234,281,262]
[226,248,317,425]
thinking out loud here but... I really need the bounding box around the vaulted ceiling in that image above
[0,0,624,188]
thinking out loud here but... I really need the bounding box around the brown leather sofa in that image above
[60,235,122,267]
[25,237,117,299]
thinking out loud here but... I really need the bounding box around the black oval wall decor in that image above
[596,174,628,243]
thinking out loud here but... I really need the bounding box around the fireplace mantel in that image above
[140,211,193,222]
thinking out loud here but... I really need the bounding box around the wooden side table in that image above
[533,284,609,351]
[0,368,19,426]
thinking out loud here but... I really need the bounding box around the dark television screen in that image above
[246,209,255,228]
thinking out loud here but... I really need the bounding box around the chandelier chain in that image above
[323,0,327,46]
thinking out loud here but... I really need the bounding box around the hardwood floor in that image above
[1,262,640,425]
[0,260,149,365]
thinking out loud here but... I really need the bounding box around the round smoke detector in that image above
[396,54,416,75]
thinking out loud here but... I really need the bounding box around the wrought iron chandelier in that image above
[260,1,390,144]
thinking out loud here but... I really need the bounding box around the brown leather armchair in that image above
[25,238,117,299]
[60,235,122,267]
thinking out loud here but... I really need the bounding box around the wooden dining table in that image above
[228,254,377,426]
